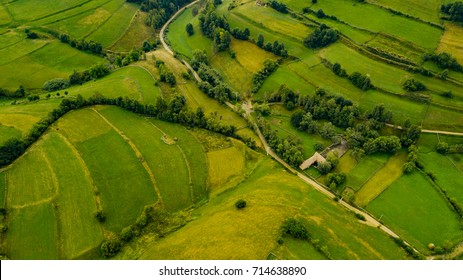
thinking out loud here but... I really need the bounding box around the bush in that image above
[94,210,106,223]
[314,142,324,151]
[402,79,426,92]
[43,78,70,92]
[235,199,247,209]
[436,142,449,154]
[280,218,309,240]
[121,226,134,242]
[304,24,339,49]
[354,213,366,221]
[100,237,122,258]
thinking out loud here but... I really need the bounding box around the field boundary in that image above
[91,108,164,204]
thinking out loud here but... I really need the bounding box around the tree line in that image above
[441,2,463,22]
[127,0,193,29]
[252,60,279,93]
[256,35,288,57]
[0,92,259,168]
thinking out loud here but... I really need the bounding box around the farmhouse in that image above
[299,152,326,170]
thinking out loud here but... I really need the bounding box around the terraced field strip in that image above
[91,108,162,203]
[42,132,104,259]
[97,106,192,212]
[354,151,407,207]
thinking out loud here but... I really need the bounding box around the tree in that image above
[403,79,426,92]
[214,28,231,51]
[100,237,122,258]
[186,23,194,36]
[235,199,247,209]
[304,24,339,49]
[436,142,449,154]
[257,34,264,48]
[316,9,325,18]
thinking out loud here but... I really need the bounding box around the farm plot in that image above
[312,0,442,49]
[354,151,407,207]
[207,146,245,194]
[0,35,46,66]
[76,128,157,232]
[368,0,442,24]
[97,106,191,212]
[41,132,104,259]
[423,105,463,132]
[0,125,21,145]
[7,203,59,259]
[166,5,213,58]
[85,1,139,47]
[6,0,90,23]
[367,172,463,252]
[437,23,463,65]
[0,41,104,89]
[142,159,406,260]
[420,152,463,205]
[344,153,390,191]
[109,11,156,52]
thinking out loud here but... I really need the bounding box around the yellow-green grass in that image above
[149,119,208,204]
[420,152,463,204]
[365,33,426,64]
[332,151,357,175]
[6,0,89,22]
[304,13,374,44]
[437,23,463,65]
[277,0,314,12]
[0,5,11,25]
[6,146,57,208]
[109,11,156,52]
[266,114,331,158]
[166,4,213,58]
[236,127,263,150]
[223,6,312,59]
[207,146,245,195]
[47,66,160,104]
[272,238,327,260]
[40,132,104,259]
[0,41,104,89]
[97,106,191,212]
[423,105,463,132]
[7,203,59,259]
[141,159,407,259]
[86,2,139,47]
[211,39,278,93]
[0,30,24,49]
[32,0,114,29]
[234,2,312,41]
[368,0,442,24]
[0,125,21,144]
[344,153,390,191]
[77,128,157,232]
[256,66,317,99]
[367,172,463,252]
[0,37,47,66]
[312,0,442,49]
[56,108,111,143]
[355,151,407,207]
[0,172,5,207]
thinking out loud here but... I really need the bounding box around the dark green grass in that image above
[0,172,5,207]
[0,125,22,145]
[367,172,463,252]
[345,153,390,191]
[77,129,157,232]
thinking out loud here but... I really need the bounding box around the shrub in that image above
[354,213,366,221]
[304,24,339,49]
[43,78,70,92]
[280,218,309,240]
[402,79,426,92]
[436,142,449,154]
[121,226,134,242]
[94,210,106,223]
[235,199,247,209]
[100,237,122,258]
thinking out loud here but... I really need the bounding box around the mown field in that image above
[140,159,407,260]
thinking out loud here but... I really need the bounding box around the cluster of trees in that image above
[113,49,143,67]
[317,152,340,174]
[213,27,231,51]
[142,40,158,52]
[156,61,176,86]
[268,84,299,110]
[0,86,26,99]
[423,52,463,72]
[197,63,236,103]
[58,33,104,55]
[326,172,346,191]
[436,142,463,154]
[400,119,421,147]
[403,145,418,173]
[127,0,192,29]
[441,2,463,22]
[256,35,288,57]
[402,79,426,92]
[269,1,288,13]
[348,72,373,91]
[332,62,374,91]
[190,49,209,70]
[186,23,194,36]
[199,3,231,51]
[280,218,308,240]
[252,60,279,93]
[25,29,38,39]
[363,136,402,154]
[230,27,250,40]
[69,64,111,85]
[304,24,339,49]
[43,78,70,92]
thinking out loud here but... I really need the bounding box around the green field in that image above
[141,159,407,259]
[368,0,442,24]
[438,23,463,64]
[207,146,245,193]
[367,172,463,252]
[343,153,390,191]
[109,11,156,52]
[312,0,442,49]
